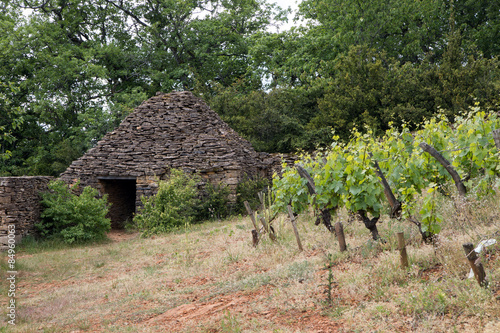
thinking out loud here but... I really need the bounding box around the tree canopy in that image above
[1,0,499,175]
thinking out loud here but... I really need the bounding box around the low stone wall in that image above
[0,176,53,249]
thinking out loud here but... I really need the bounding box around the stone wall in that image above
[0,176,53,249]
[261,153,299,178]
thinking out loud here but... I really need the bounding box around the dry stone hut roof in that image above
[60,91,270,183]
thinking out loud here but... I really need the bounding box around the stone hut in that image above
[60,91,277,228]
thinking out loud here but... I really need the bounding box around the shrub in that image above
[235,176,270,214]
[134,170,270,235]
[133,169,200,236]
[38,180,111,244]
[195,182,231,221]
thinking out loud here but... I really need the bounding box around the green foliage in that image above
[235,175,270,214]
[38,180,111,244]
[0,81,23,161]
[453,0,500,58]
[298,0,448,64]
[419,191,443,235]
[0,1,142,176]
[133,169,256,234]
[2,0,500,176]
[310,44,500,140]
[273,131,385,220]
[451,109,500,193]
[0,0,286,175]
[134,169,200,236]
[208,84,328,153]
[273,107,500,239]
[196,182,231,221]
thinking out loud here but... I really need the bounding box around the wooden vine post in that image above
[463,243,488,287]
[244,201,260,247]
[287,205,303,252]
[493,129,500,151]
[418,142,467,196]
[259,215,277,242]
[334,222,347,252]
[397,232,409,268]
[251,230,259,247]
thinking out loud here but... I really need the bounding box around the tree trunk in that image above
[335,222,347,252]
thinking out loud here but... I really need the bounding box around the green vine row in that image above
[272,107,500,241]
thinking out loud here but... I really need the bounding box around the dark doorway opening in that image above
[98,177,136,229]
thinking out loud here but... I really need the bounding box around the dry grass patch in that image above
[1,194,499,332]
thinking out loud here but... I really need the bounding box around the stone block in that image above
[0,196,11,204]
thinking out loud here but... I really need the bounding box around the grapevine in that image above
[272,107,500,241]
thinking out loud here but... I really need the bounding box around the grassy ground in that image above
[1,193,500,332]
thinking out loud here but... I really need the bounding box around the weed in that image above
[94,261,105,268]
[398,284,449,315]
[286,260,313,281]
[373,304,392,317]
[236,274,272,291]
[105,248,120,256]
[359,239,383,259]
[123,218,137,232]
[76,319,91,330]
[327,304,347,319]
[143,265,157,276]
[220,310,242,333]
[322,253,337,305]
[132,290,152,301]
[224,252,240,264]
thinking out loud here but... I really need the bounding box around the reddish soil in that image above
[13,230,499,333]
[141,285,342,332]
[98,231,343,332]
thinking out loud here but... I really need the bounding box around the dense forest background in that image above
[1,0,500,176]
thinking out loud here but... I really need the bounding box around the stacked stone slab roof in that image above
[60,91,272,186]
